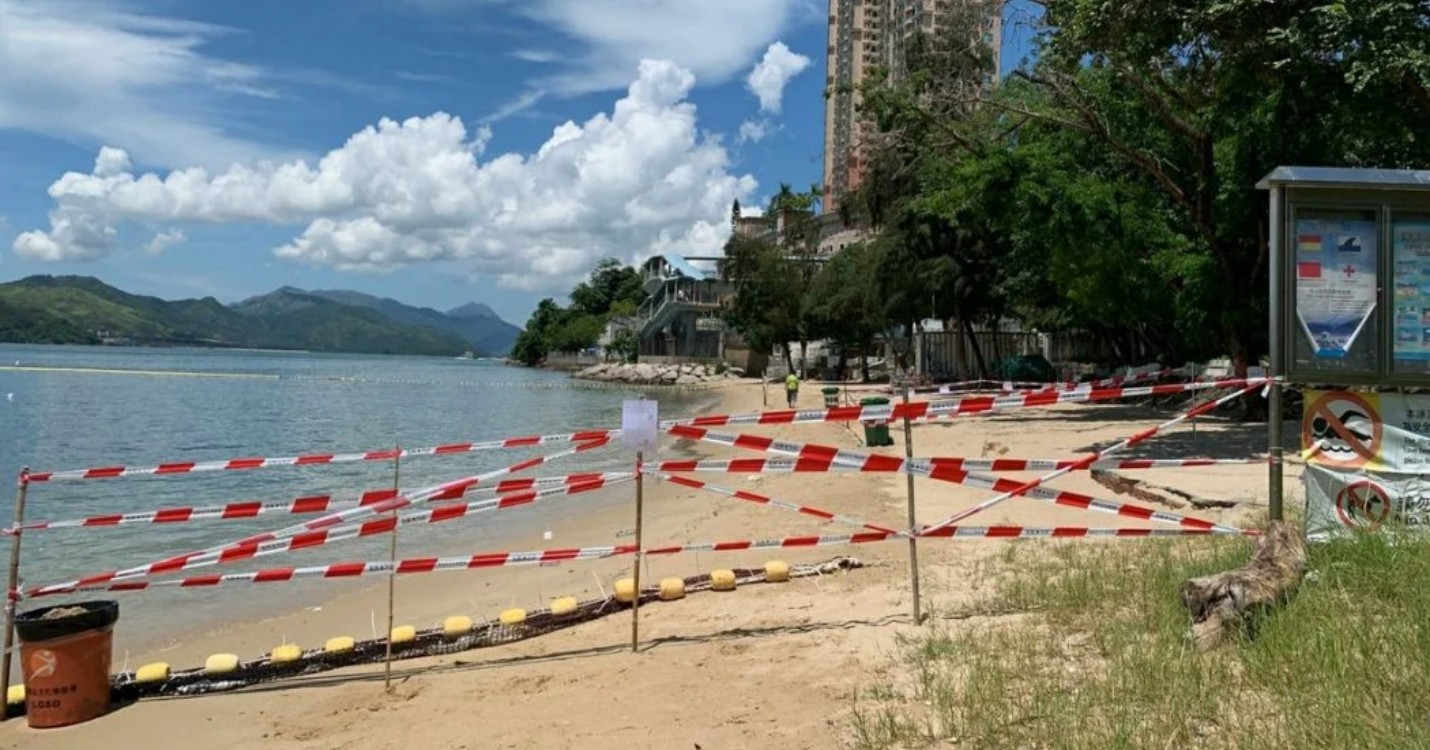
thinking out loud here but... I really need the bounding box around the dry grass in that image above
[846,530,1430,749]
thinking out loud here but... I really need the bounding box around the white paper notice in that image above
[621,399,659,453]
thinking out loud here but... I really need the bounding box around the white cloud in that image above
[0,1,298,170]
[15,60,757,291]
[393,70,454,83]
[746,42,811,114]
[143,228,186,255]
[738,119,772,143]
[480,0,806,119]
[513,49,559,64]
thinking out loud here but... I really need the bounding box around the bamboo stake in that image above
[900,392,923,625]
[631,451,644,653]
[1,470,29,720]
[383,448,400,692]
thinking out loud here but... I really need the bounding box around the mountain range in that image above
[0,276,521,357]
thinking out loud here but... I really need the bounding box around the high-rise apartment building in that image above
[821,0,1001,214]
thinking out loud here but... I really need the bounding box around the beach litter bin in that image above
[822,387,841,408]
[859,397,894,447]
[15,600,118,729]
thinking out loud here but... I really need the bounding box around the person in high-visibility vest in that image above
[785,371,799,408]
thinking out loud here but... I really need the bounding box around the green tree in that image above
[568,258,644,318]
[805,242,885,381]
[719,233,804,371]
[1004,0,1430,371]
[511,258,648,365]
[607,327,638,364]
[511,298,562,365]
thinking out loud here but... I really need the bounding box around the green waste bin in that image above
[859,397,894,447]
[822,387,841,408]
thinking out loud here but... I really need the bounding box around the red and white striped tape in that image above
[916,525,1240,539]
[27,523,1244,597]
[648,471,900,535]
[681,378,1258,429]
[23,475,626,598]
[905,367,1187,395]
[662,424,1247,535]
[30,439,607,594]
[9,473,633,534]
[24,431,616,484]
[920,382,1260,535]
[31,546,640,596]
[647,456,1263,476]
[23,379,1258,485]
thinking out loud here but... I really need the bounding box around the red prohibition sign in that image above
[1303,391,1382,470]
[1335,480,1393,530]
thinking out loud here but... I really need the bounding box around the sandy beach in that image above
[1,381,1284,750]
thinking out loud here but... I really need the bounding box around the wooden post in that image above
[1,470,29,721]
[900,392,923,625]
[383,448,400,692]
[631,451,644,653]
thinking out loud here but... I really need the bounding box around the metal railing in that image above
[636,280,725,326]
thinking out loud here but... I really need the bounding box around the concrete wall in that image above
[543,352,602,369]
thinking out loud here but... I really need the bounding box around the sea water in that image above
[0,344,709,659]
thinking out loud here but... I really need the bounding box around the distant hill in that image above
[0,276,483,357]
[308,289,522,356]
[230,288,476,355]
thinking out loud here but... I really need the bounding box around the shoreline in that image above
[9,382,1278,749]
[107,386,732,668]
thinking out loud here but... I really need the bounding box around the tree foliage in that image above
[813,0,1430,374]
[511,259,646,365]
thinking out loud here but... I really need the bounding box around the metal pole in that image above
[1268,186,1285,521]
[900,392,923,625]
[383,448,400,692]
[1,470,29,721]
[631,451,644,653]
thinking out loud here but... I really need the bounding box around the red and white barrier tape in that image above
[24,431,615,484]
[916,525,1241,539]
[682,378,1258,429]
[648,456,1263,476]
[648,471,900,535]
[34,439,607,593]
[905,367,1187,395]
[662,425,1247,535]
[24,475,626,598]
[23,379,1258,485]
[26,523,1244,597]
[31,546,640,596]
[920,382,1261,535]
[8,472,633,534]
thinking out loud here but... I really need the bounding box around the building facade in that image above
[822,0,1002,214]
[635,254,730,361]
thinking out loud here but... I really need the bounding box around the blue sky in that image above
[0,0,1036,325]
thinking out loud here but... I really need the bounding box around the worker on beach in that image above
[785,371,799,408]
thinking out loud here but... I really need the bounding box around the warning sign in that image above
[1335,480,1393,530]
[1303,390,1382,469]
[1303,390,1430,542]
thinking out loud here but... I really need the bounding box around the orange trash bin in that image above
[15,600,118,729]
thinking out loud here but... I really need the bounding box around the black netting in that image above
[7,557,863,713]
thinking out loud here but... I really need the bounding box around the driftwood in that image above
[1179,520,1306,651]
[1092,469,1238,510]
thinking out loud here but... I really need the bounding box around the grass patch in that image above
[846,532,1430,749]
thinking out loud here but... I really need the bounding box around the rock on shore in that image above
[573,362,745,386]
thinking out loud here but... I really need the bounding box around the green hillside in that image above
[0,276,474,356]
[232,288,474,355]
[308,289,521,356]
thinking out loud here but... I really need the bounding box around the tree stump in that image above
[1179,520,1306,651]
